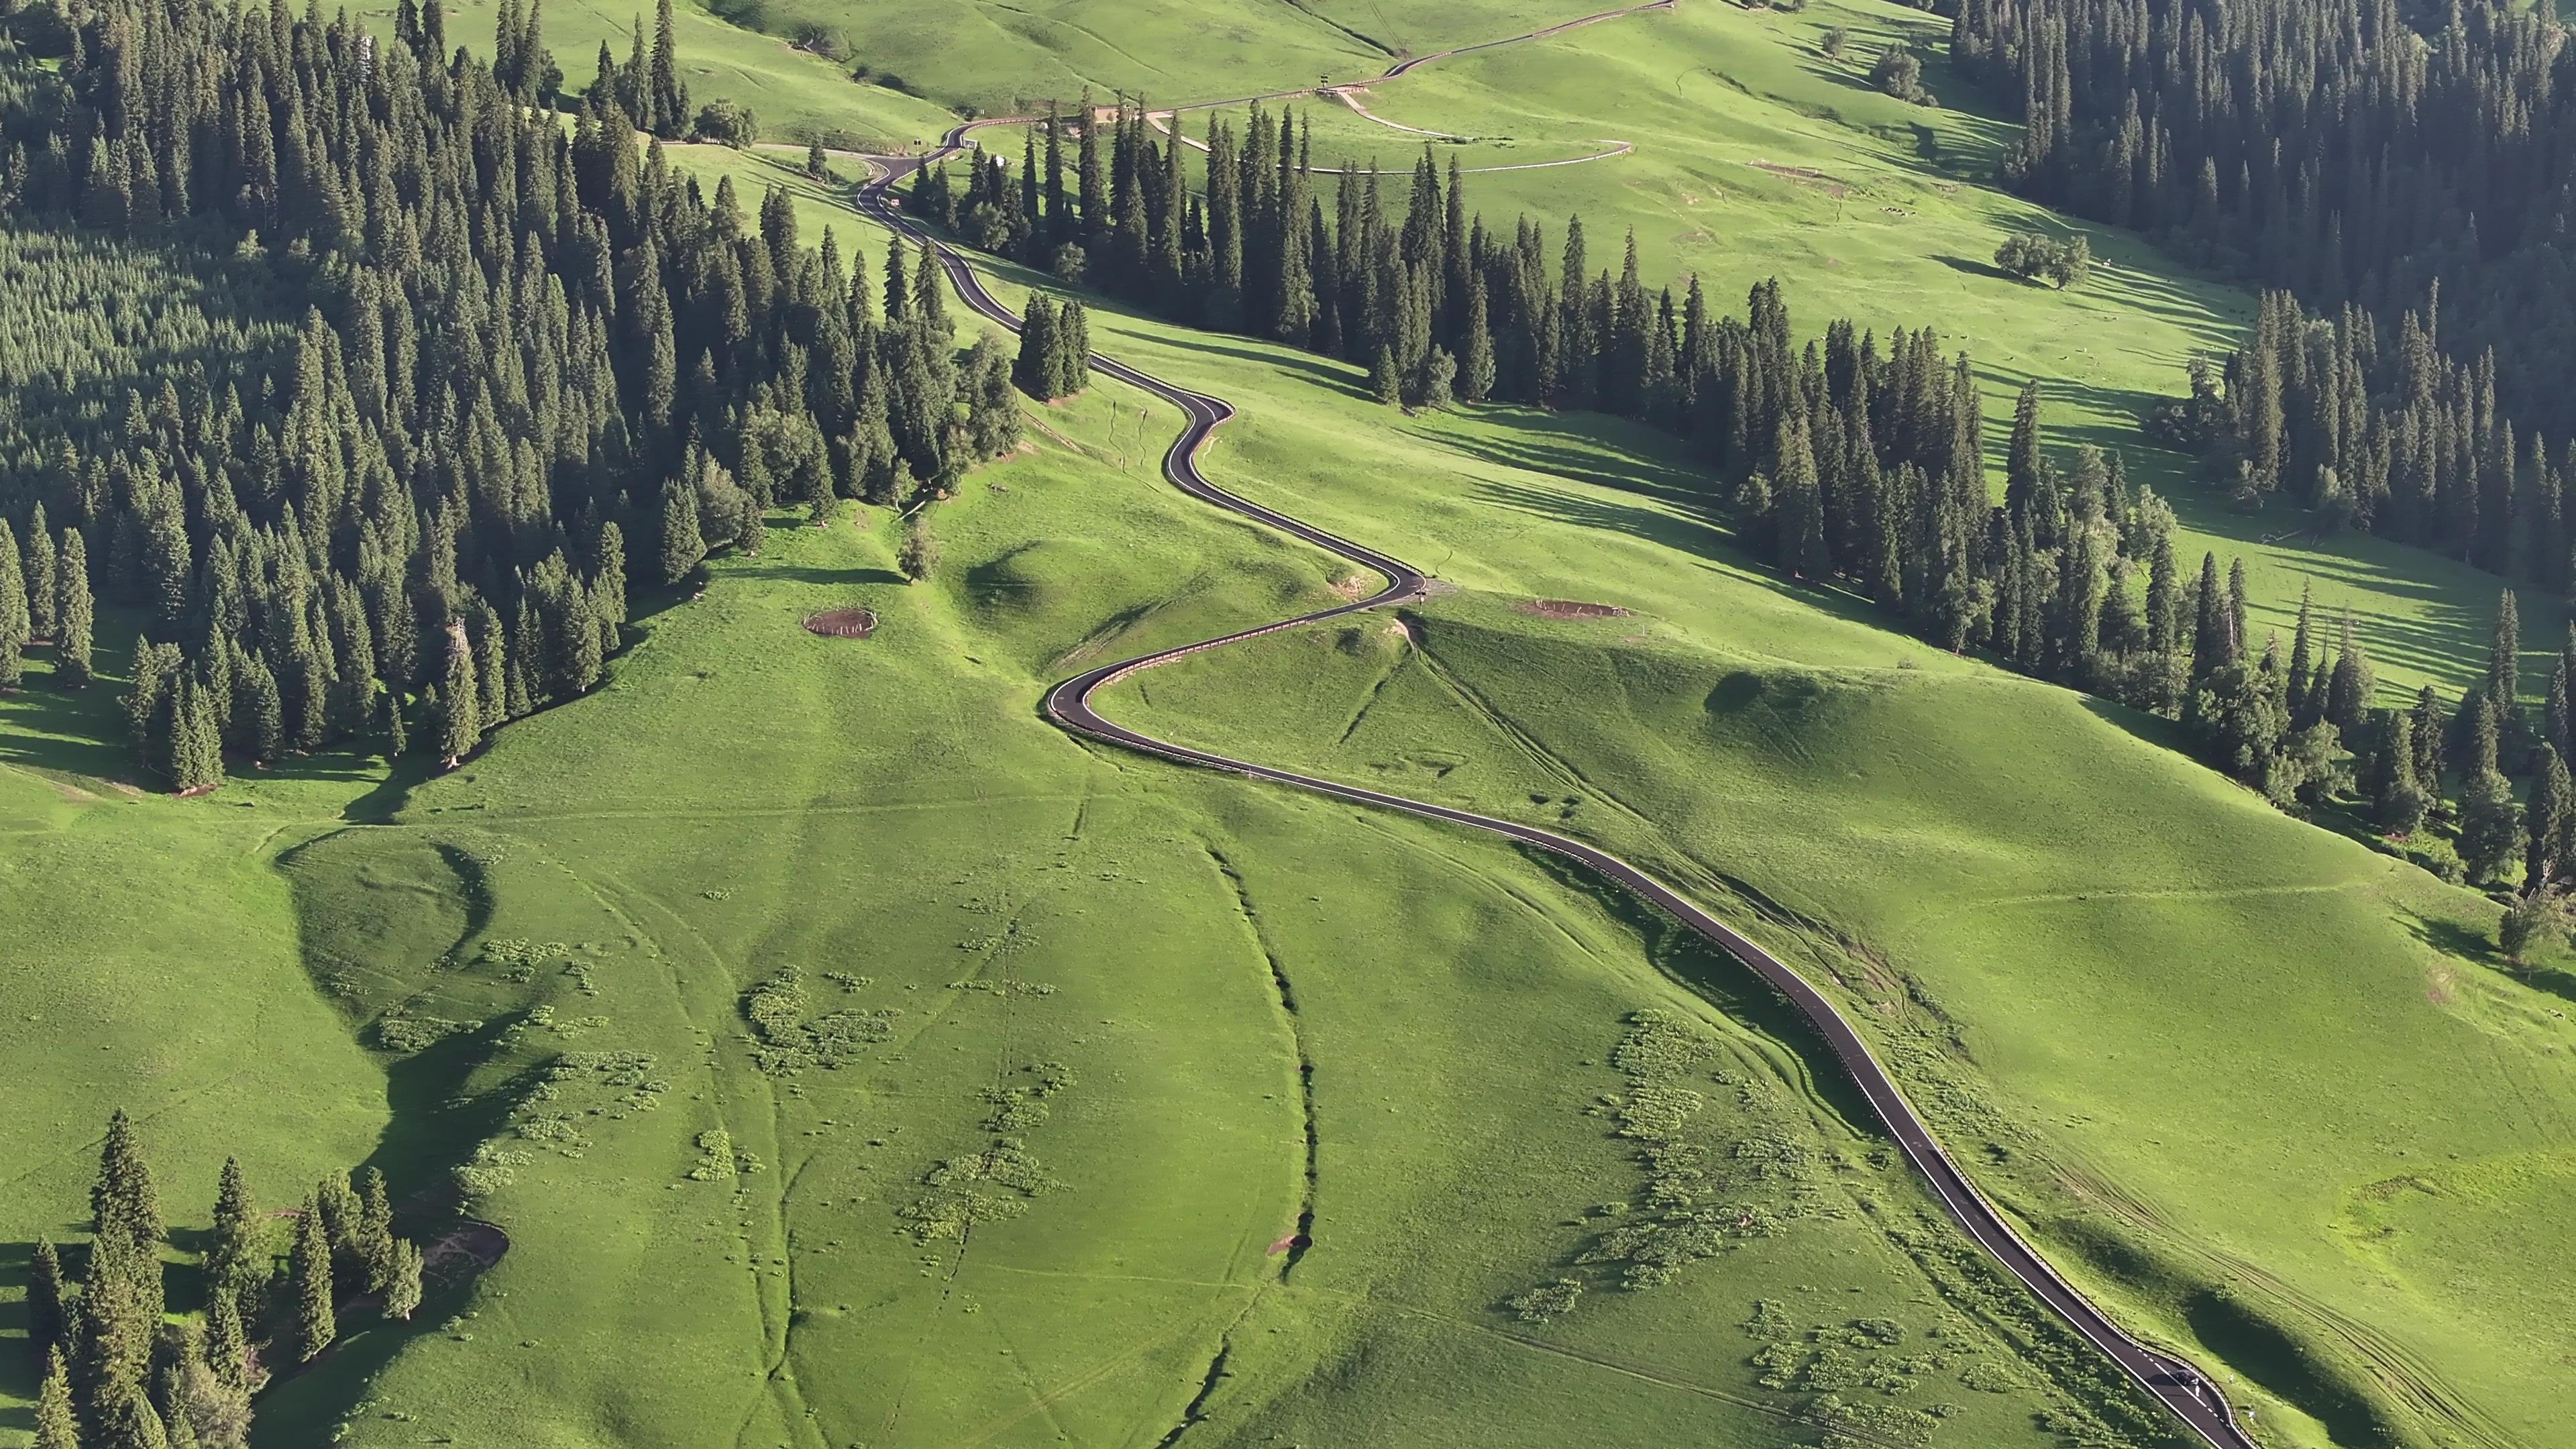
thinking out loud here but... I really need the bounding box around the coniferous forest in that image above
[25,1110,429,1449]
[0,0,2565,868]
[1955,0,2576,590]
[0,0,1020,792]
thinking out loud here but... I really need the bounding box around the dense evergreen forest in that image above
[25,1110,429,1449]
[1953,0,2576,591]
[912,98,2576,890]
[0,0,1018,790]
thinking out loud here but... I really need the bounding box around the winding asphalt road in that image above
[848,32,2261,1449]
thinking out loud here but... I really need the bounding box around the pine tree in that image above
[1369,345,1399,405]
[204,1289,255,1395]
[2413,686,2447,795]
[2491,588,2522,716]
[25,508,57,641]
[0,524,28,689]
[383,1240,425,1322]
[55,529,93,688]
[437,624,480,769]
[1775,419,1829,578]
[287,1197,336,1363]
[357,1169,396,1291]
[1459,276,1496,403]
[647,0,688,138]
[34,1352,78,1449]
[26,1236,66,1368]
[1055,300,1090,396]
[205,1158,258,1316]
[2461,763,2524,885]
[2375,714,2426,836]
[1014,294,1059,399]
[2286,581,2316,719]
[104,1390,168,1449]
[93,1109,162,1248]
[2190,552,2231,680]
[2527,745,2573,891]
[659,468,706,585]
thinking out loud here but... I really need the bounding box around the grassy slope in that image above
[368,0,958,147]
[0,154,2153,1449]
[1069,280,2576,1446]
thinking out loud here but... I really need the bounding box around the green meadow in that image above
[1,153,2183,1449]
[6,1,2576,1446]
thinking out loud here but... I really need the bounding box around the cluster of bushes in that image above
[1992,231,2092,288]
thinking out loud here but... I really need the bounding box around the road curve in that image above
[854,131,2260,1449]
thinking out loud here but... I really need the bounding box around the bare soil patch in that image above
[1748,160,1847,197]
[1521,598,1631,621]
[803,608,878,639]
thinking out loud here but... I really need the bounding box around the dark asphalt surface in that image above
[855,104,2261,1449]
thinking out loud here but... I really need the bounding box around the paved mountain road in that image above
[848,50,2261,1449]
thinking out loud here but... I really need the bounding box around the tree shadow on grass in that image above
[1933,252,2019,284]
[1141,329,1374,401]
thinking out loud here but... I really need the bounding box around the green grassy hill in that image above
[0,156,2179,1449]
[8,1,2576,1446]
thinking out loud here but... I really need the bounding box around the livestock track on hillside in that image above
[841,5,2265,1444]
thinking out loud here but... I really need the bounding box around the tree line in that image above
[25,1110,428,1449]
[0,0,1019,792]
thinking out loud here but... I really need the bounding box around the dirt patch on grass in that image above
[1521,598,1631,621]
[1329,575,1373,601]
[803,608,878,639]
[1748,160,1848,198]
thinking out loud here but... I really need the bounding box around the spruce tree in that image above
[1369,345,1399,405]
[34,1352,78,1449]
[0,524,27,689]
[2190,552,2231,681]
[93,1109,162,1248]
[2376,714,2426,837]
[1775,419,1829,578]
[357,1169,396,1291]
[205,1159,258,1316]
[1014,294,1059,399]
[437,625,480,769]
[2527,745,2573,892]
[25,508,57,641]
[287,1197,336,1363]
[2461,763,2524,885]
[109,1389,170,1449]
[203,1290,254,1395]
[384,1240,425,1322]
[26,1236,66,1368]
[55,529,93,688]
[2412,686,2447,795]
[1460,276,1497,404]
[1055,301,1091,396]
[647,0,688,138]
[659,469,706,585]
[2490,587,2522,719]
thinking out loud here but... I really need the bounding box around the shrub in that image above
[691,99,759,149]
[1870,46,1933,105]
[1821,25,1850,58]
[1994,231,2092,288]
